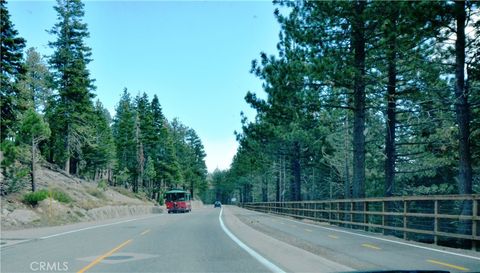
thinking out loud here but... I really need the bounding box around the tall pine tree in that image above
[47,0,95,174]
[0,0,26,141]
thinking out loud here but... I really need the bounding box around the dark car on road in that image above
[214,201,222,208]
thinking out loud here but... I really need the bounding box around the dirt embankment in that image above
[1,166,161,230]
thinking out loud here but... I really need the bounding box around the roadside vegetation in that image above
[0,0,208,203]
[210,1,480,204]
[23,189,71,207]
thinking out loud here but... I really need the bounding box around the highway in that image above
[1,206,479,273]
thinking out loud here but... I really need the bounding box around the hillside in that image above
[1,165,160,230]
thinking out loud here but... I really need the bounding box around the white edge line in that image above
[39,214,161,239]
[1,215,159,249]
[258,210,480,262]
[219,207,286,273]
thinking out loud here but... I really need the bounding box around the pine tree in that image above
[150,95,169,197]
[185,128,207,197]
[112,89,136,188]
[453,0,472,196]
[47,0,95,174]
[0,0,26,141]
[18,48,52,114]
[83,100,115,181]
[18,109,51,192]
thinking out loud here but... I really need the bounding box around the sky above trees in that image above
[7,0,280,172]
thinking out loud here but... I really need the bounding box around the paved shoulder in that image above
[231,206,480,273]
[222,205,353,273]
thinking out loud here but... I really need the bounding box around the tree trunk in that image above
[276,161,280,202]
[134,115,143,193]
[290,141,302,201]
[454,0,472,244]
[454,0,472,196]
[385,6,398,197]
[344,115,350,199]
[352,0,366,199]
[190,180,194,198]
[64,147,70,174]
[262,176,268,202]
[31,138,36,192]
[65,124,70,174]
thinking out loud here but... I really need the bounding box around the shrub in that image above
[97,180,108,191]
[50,189,71,203]
[87,187,106,199]
[23,190,49,206]
[23,189,71,206]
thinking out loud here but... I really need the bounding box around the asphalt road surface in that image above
[1,206,479,273]
[228,206,480,273]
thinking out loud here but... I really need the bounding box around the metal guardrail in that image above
[242,194,480,250]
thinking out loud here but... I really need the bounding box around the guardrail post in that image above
[328,202,332,224]
[434,199,438,245]
[363,201,367,231]
[382,201,385,235]
[350,201,353,227]
[473,198,478,250]
[403,200,407,240]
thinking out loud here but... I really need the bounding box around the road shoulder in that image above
[222,205,353,273]
[1,213,162,248]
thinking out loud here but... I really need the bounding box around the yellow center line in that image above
[328,235,339,239]
[361,243,381,250]
[76,239,132,273]
[304,228,313,232]
[140,229,150,236]
[426,259,469,271]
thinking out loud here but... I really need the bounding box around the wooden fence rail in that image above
[241,194,479,250]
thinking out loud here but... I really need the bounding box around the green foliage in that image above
[49,188,71,203]
[23,190,49,206]
[18,109,51,144]
[402,184,456,196]
[1,0,208,201]
[97,180,108,191]
[22,188,71,206]
[115,167,130,187]
[17,47,52,113]
[83,100,115,178]
[3,165,29,194]
[47,0,96,174]
[0,0,26,141]
[224,0,480,203]
[112,89,136,184]
[112,90,207,199]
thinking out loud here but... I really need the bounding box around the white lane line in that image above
[262,212,480,262]
[40,214,161,239]
[219,208,286,273]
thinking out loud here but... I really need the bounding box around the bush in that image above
[97,180,108,191]
[50,189,71,203]
[87,187,106,199]
[23,190,49,206]
[22,189,71,206]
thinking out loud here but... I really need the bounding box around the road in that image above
[1,206,479,273]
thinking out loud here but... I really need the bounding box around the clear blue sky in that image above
[8,0,279,172]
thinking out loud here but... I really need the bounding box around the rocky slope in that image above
[1,166,161,230]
